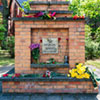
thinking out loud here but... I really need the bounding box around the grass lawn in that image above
[0,57,14,66]
[86,59,100,69]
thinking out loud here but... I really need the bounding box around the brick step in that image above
[0,77,99,93]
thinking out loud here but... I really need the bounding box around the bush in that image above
[85,25,100,60]
[85,40,100,60]
[0,13,6,46]
[3,36,15,58]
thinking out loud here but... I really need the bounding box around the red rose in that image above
[53,62,55,64]
[3,74,8,77]
[15,73,21,77]
[82,16,85,19]
[16,15,22,18]
[40,39,42,43]
[43,74,46,77]
[58,37,61,41]
[73,15,78,20]
[79,16,82,19]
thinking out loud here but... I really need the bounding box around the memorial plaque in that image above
[42,38,58,54]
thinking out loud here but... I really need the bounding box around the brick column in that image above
[15,21,31,73]
[69,21,85,68]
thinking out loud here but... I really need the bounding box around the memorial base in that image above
[0,77,99,93]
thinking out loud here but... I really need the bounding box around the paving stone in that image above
[14,95,30,100]
[75,94,98,100]
[30,94,46,100]
[0,94,14,100]
[63,94,76,100]
[46,94,62,100]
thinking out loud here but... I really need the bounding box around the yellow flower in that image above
[76,75,80,79]
[78,63,83,66]
[77,69,83,75]
[84,73,90,79]
[76,65,82,69]
[80,67,86,73]
[69,70,72,73]
[71,72,78,78]
[67,74,70,77]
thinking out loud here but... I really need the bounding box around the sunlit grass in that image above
[0,57,14,66]
[85,59,100,69]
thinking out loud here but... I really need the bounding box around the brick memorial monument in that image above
[0,0,99,93]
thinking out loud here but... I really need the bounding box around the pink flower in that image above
[34,12,44,18]
[12,76,15,78]
[51,12,56,17]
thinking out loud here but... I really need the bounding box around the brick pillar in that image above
[69,21,85,68]
[15,21,31,73]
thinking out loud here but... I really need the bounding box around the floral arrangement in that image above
[29,43,40,63]
[68,63,90,79]
[2,72,65,79]
[34,11,56,20]
[46,58,57,64]
[43,70,51,78]
[73,15,85,20]
[3,73,21,78]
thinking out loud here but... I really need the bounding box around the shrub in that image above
[3,36,15,58]
[0,13,6,46]
[85,40,100,60]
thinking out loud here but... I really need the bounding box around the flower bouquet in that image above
[29,43,40,63]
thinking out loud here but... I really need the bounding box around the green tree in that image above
[0,13,6,46]
[69,0,100,39]
[69,0,100,59]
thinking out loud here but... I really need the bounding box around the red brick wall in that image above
[15,20,85,74]
[2,81,98,93]
[32,28,69,63]
[30,4,69,11]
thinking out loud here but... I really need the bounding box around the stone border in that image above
[25,10,73,14]
[0,77,91,82]
[13,17,85,21]
[29,1,70,5]
[31,63,69,68]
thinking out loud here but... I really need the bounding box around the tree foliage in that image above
[69,0,100,59]
[0,13,6,41]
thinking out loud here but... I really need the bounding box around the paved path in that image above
[0,65,100,100]
[0,65,14,77]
